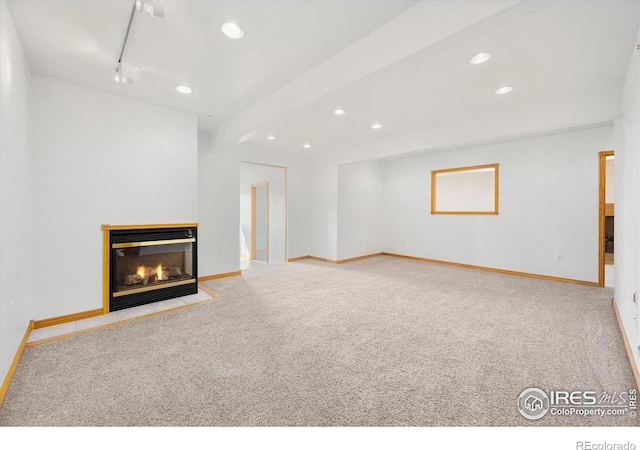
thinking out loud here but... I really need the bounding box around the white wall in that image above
[30,76,198,320]
[308,155,339,261]
[198,143,240,277]
[614,22,640,371]
[382,126,613,282]
[337,160,383,260]
[0,1,33,385]
[240,163,287,263]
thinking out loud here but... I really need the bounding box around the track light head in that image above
[114,63,134,84]
[136,0,164,19]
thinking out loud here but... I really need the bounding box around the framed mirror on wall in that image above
[431,163,499,215]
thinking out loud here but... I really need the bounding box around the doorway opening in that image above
[239,162,287,270]
[598,150,615,288]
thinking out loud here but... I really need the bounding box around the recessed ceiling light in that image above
[494,86,513,95]
[221,22,244,39]
[469,52,491,64]
[267,135,276,140]
[174,84,192,94]
[303,144,311,149]
[334,109,346,115]
[371,124,382,130]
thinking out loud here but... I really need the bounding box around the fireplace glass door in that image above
[113,240,194,296]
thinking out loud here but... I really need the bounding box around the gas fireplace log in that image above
[124,274,143,285]
[157,271,170,282]
[125,266,179,286]
[140,266,156,285]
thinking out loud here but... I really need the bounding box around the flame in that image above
[136,266,145,278]
[156,264,163,280]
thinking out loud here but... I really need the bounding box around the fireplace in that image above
[103,224,198,312]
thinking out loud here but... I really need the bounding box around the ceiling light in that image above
[334,109,346,115]
[267,135,276,141]
[494,86,513,95]
[113,1,162,84]
[174,84,192,94]
[136,0,165,19]
[303,144,311,149]
[371,124,382,130]
[114,63,133,84]
[469,52,491,64]
[221,22,244,39]
[114,64,121,83]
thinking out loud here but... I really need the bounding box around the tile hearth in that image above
[28,288,215,344]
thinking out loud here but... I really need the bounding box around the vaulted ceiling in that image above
[6,0,640,160]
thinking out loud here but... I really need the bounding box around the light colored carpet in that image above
[0,256,636,426]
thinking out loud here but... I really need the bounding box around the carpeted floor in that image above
[0,256,636,426]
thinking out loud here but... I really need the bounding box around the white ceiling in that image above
[6,0,640,159]
[6,0,417,125]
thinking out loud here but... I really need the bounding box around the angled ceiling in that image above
[6,0,640,160]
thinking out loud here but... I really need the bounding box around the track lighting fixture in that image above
[114,0,164,84]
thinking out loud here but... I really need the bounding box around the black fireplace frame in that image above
[104,224,198,312]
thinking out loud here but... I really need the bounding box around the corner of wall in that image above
[0,0,34,389]
[613,22,640,378]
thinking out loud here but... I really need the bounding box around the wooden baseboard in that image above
[612,298,640,390]
[288,255,338,264]
[198,271,242,282]
[34,308,103,329]
[289,252,597,287]
[287,256,310,262]
[308,256,338,264]
[337,253,384,264]
[288,253,383,264]
[0,320,34,408]
[382,253,599,287]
